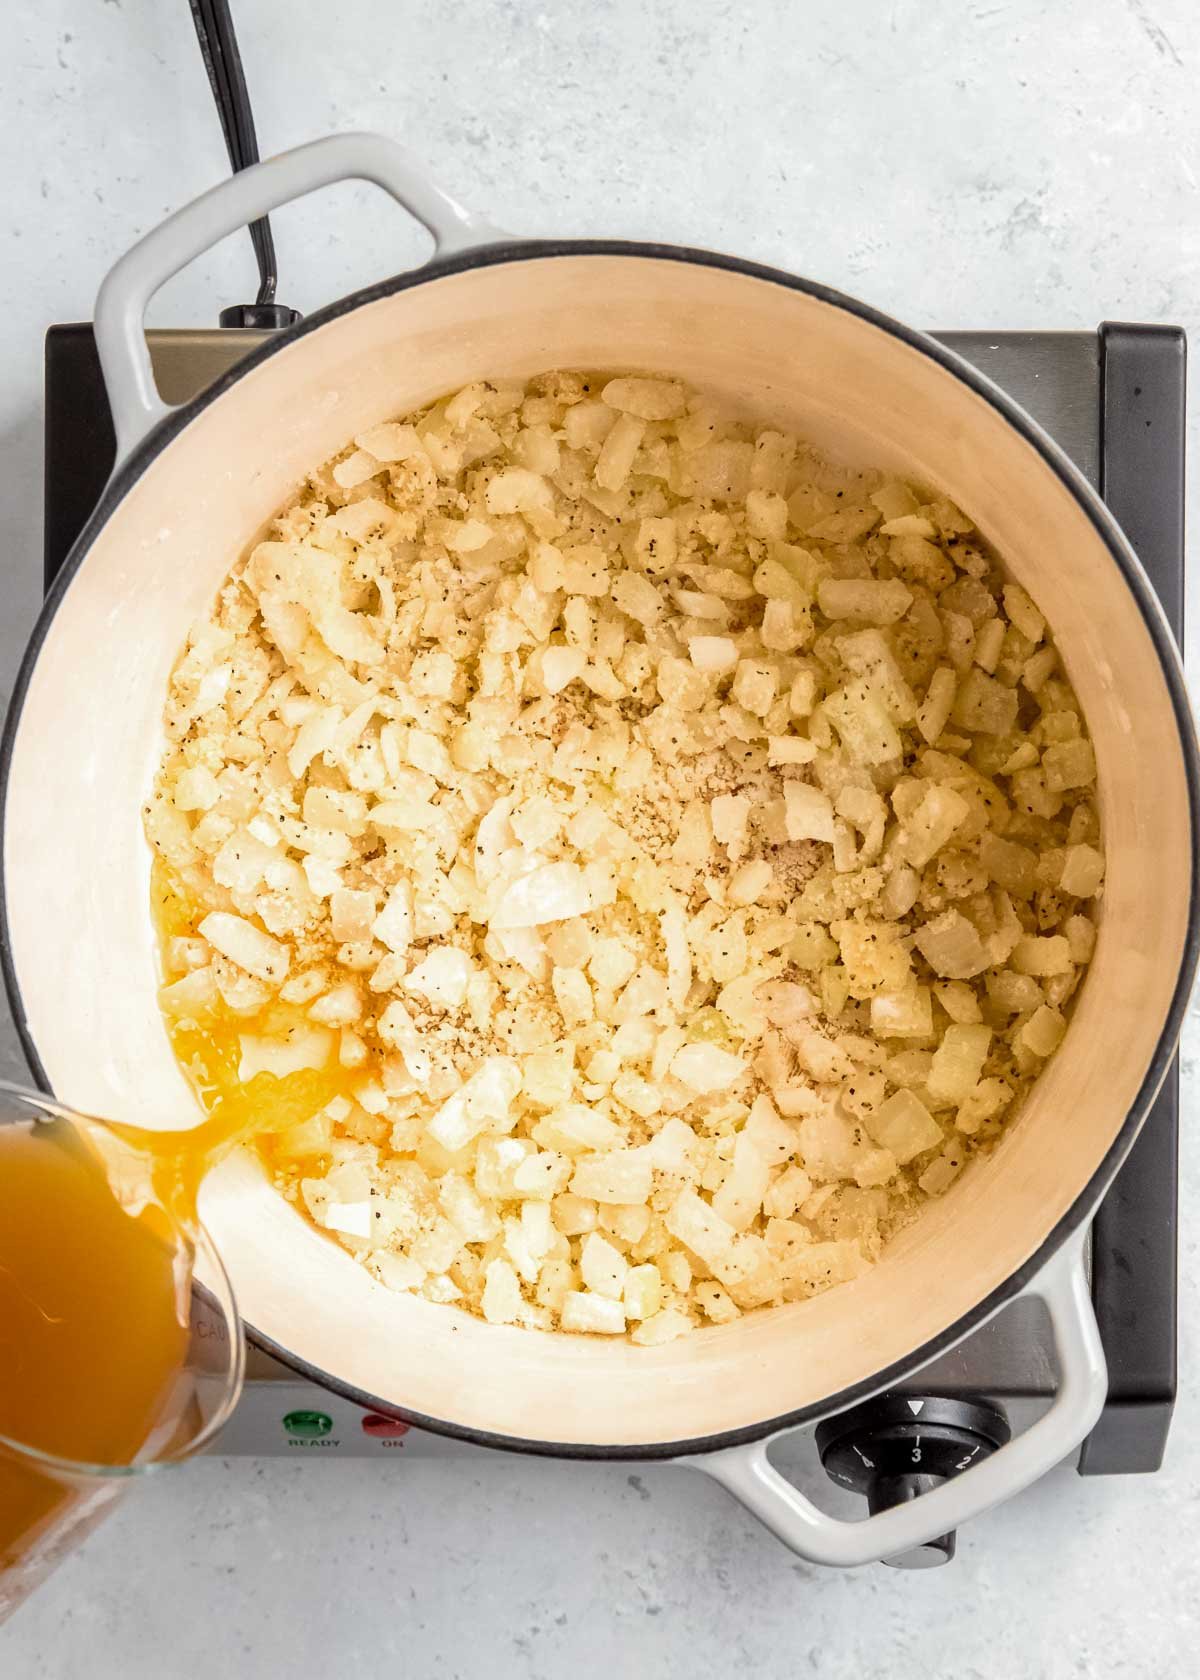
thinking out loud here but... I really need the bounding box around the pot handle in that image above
[683,1223,1106,1568]
[93,131,506,464]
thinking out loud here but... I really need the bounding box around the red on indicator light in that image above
[361,1412,410,1439]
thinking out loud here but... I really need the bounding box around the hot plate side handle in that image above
[93,131,508,464]
[681,1223,1106,1569]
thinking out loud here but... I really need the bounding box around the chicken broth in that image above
[0,1098,242,1615]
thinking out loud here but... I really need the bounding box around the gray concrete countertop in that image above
[2,2,1199,1674]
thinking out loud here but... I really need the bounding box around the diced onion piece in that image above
[611,570,663,625]
[767,735,817,765]
[916,666,957,744]
[174,766,222,811]
[159,967,219,1019]
[238,1024,334,1082]
[664,1189,738,1272]
[601,377,687,420]
[660,900,692,1009]
[696,1282,741,1323]
[934,981,983,1024]
[1003,584,1045,643]
[728,859,774,906]
[623,1264,662,1321]
[511,1150,571,1200]
[666,1191,769,1289]
[405,948,472,1010]
[324,1201,373,1237]
[563,546,610,598]
[1059,843,1105,898]
[308,983,362,1027]
[631,1308,693,1345]
[579,1231,629,1300]
[332,449,383,490]
[914,910,990,980]
[486,468,553,515]
[865,1090,942,1163]
[817,577,912,624]
[634,516,677,574]
[560,1292,627,1334]
[1010,935,1073,977]
[541,1102,618,1155]
[952,668,1018,735]
[670,1043,747,1094]
[482,1258,524,1324]
[784,782,835,843]
[870,986,933,1039]
[428,1056,522,1151]
[792,669,820,717]
[927,1025,992,1107]
[570,1151,653,1204]
[1042,740,1096,791]
[355,421,423,462]
[974,617,1006,673]
[1017,1004,1067,1058]
[712,1130,771,1231]
[824,681,902,765]
[956,1077,1013,1134]
[918,1152,963,1197]
[595,413,646,491]
[1064,915,1096,963]
[446,518,494,553]
[372,883,413,954]
[903,784,970,869]
[711,793,751,849]
[199,912,290,985]
[979,832,1038,898]
[491,862,592,930]
[782,1240,868,1294]
[731,659,778,716]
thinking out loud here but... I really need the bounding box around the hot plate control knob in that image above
[815,1394,1011,1570]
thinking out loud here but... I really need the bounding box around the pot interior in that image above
[4,252,1192,1448]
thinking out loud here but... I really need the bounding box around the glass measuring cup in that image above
[0,1081,244,1624]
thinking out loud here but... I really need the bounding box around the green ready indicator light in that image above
[283,1409,333,1438]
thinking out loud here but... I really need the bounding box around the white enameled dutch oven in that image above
[3,134,1197,1568]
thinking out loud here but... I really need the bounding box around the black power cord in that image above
[187,0,301,328]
